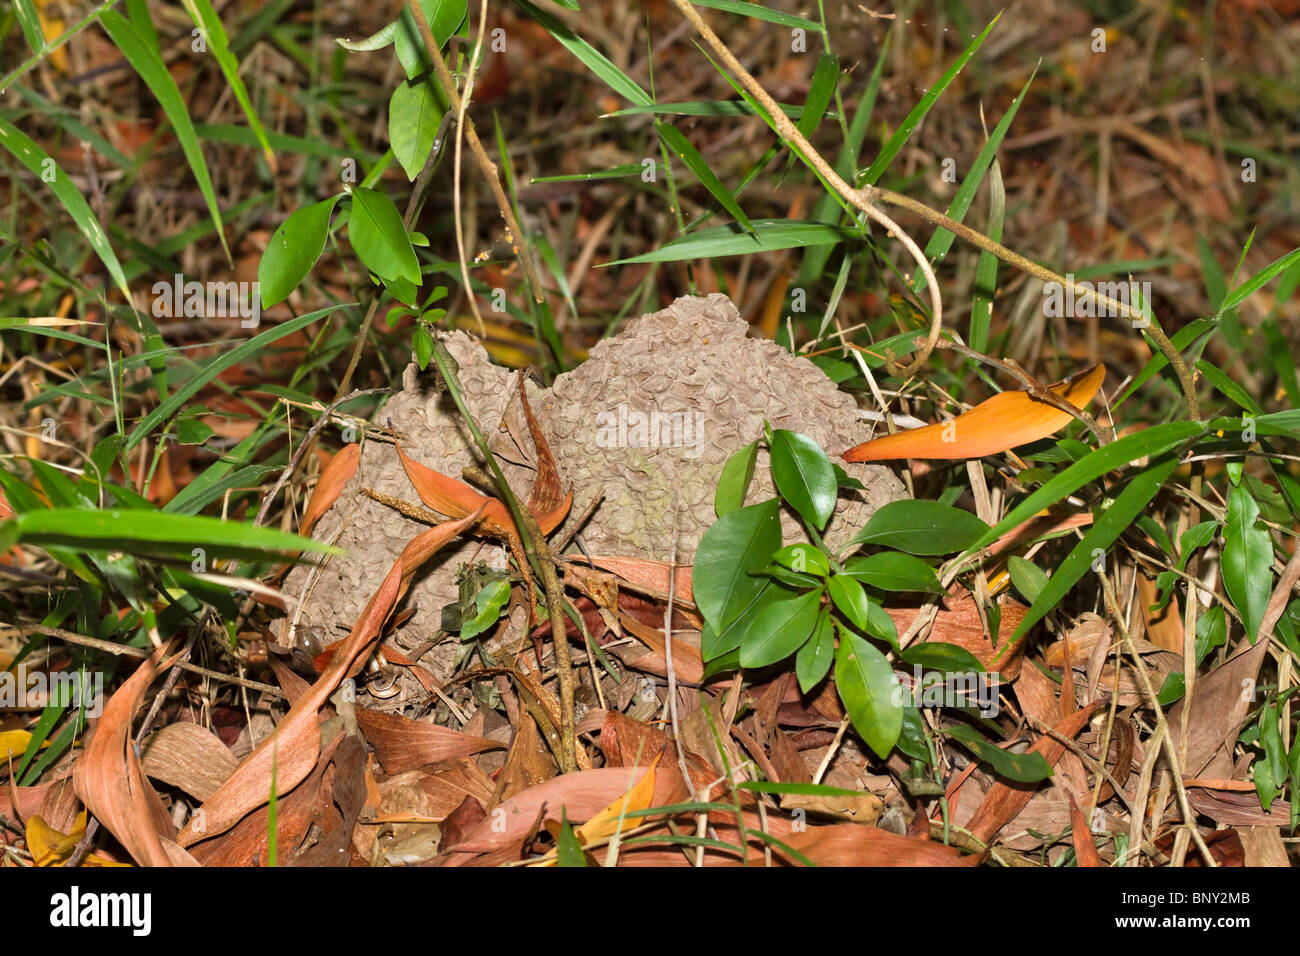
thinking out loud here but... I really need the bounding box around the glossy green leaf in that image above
[841,552,942,593]
[715,440,758,516]
[944,724,1052,783]
[348,187,422,285]
[851,499,988,555]
[394,0,467,79]
[835,631,902,759]
[1006,555,1048,604]
[770,429,837,531]
[770,544,829,578]
[898,642,984,674]
[512,0,650,106]
[259,195,341,307]
[389,76,444,180]
[695,499,782,631]
[828,573,870,630]
[740,588,822,668]
[1223,484,1274,642]
[796,610,834,692]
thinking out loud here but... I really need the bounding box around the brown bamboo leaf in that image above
[141,722,238,803]
[758,823,977,866]
[448,767,689,854]
[575,555,695,607]
[73,644,199,866]
[1068,794,1104,866]
[300,442,358,536]
[355,707,504,774]
[1168,637,1271,780]
[843,364,1105,462]
[177,511,480,846]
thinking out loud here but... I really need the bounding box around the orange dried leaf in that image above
[843,363,1106,462]
[300,442,359,536]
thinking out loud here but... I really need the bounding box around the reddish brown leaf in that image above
[300,442,359,536]
[1068,794,1104,866]
[355,707,503,774]
[72,645,199,866]
[177,511,480,846]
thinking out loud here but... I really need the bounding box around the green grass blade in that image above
[1012,455,1180,640]
[124,304,350,451]
[912,65,1035,296]
[861,14,1001,186]
[0,116,133,307]
[511,0,651,106]
[690,0,823,31]
[606,219,859,265]
[964,422,1204,556]
[101,10,230,260]
[656,122,753,233]
[181,0,276,171]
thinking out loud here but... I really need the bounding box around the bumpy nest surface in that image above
[284,294,906,674]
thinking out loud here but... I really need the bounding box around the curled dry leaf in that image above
[843,363,1106,462]
[72,643,199,867]
[178,510,482,847]
[141,722,239,803]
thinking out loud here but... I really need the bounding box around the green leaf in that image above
[460,578,512,642]
[740,588,822,668]
[913,65,1034,296]
[770,429,836,531]
[389,76,445,180]
[964,422,1204,554]
[796,610,834,692]
[14,0,45,53]
[944,724,1052,783]
[969,156,1005,354]
[126,304,347,451]
[605,220,859,266]
[715,440,758,516]
[861,15,1001,186]
[176,416,214,445]
[1221,246,1300,313]
[1013,455,1180,641]
[695,499,782,631]
[1223,484,1274,643]
[690,0,823,30]
[394,0,467,79]
[656,123,752,234]
[835,631,902,759]
[101,10,229,260]
[771,544,829,578]
[181,0,276,172]
[413,324,434,369]
[701,581,779,660]
[556,810,588,867]
[607,101,818,119]
[259,195,341,307]
[0,116,133,307]
[1006,555,1048,604]
[828,574,871,630]
[840,552,942,594]
[851,499,989,555]
[898,642,984,674]
[5,509,341,559]
[348,187,422,286]
[512,0,650,106]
